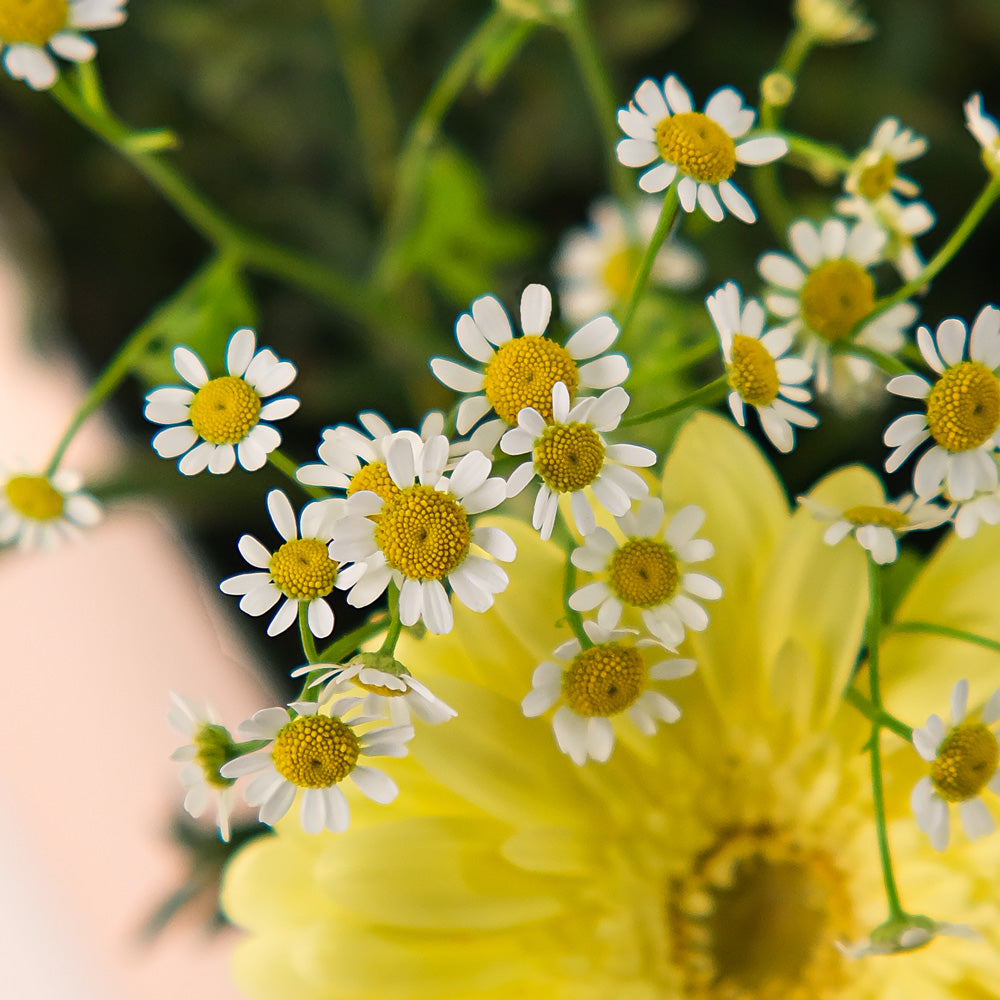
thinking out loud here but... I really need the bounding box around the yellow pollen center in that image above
[728,334,780,407]
[375,484,471,580]
[483,337,580,425]
[194,723,236,790]
[925,361,1000,452]
[268,538,338,599]
[272,715,359,788]
[602,247,636,301]
[931,722,999,802]
[562,642,645,717]
[347,461,400,503]
[4,474,64,522]
[0,0,68,45]
[800,259,875,342]
[534,422,605,493]
[655,112,737,185]
[188,375,262,445]
[843,504,908,529]
[358,678,407,698]
[608,539,679,608]
[856,153,898,200]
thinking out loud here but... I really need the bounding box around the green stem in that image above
[298,603,320,664]
[829,340,913,377]
[378,582,404,656]
[782,132,854,175]
[660,335,724,376]
[759,24,814,130]
[620,374,728,428]
[315,613,389,663]
[889,621,1000,656]
[561,548,590,649]
[267,449,329,501]
[843,687,913,742]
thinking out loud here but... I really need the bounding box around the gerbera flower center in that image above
[728,334,780,406]
[375,484,471,580]
[272,715,360,788]
[655,112,737,185]
[4,474,64,521]
[843,504,908,529]
[347,461,400,503]
[194,723,236,790]
[930,722,1000,803]
[268,538,339,599]
[188,375,262,445]
[800,260,875,342]
[609,539,679,607]
[0,0,68,45]
[925,361,1000,452]
[562,643,645,716]
[534,423,605,493]
[483,338,580,425]
[602,248,636,301]
[856,154,898,200]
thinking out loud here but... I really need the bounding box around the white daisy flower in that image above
[883,306,1000,501]
[838,916,977,959]
[219,700,413,835]
[521,620,695,766]
[707,281,818,453]
[553,197,703,325]
[911,678,1000,851]
[144,327,299,476]
[168,693,238,842]
[793,0,874,44]
[569,497,722,647]
[0,0,126,91]
[615,74,787,223]
[949,476,1000,539]
[329,435,514,635]
[502,382,657,541]
[758,217,918,392]
[0,463,101,549]
[965,93,1000,178]
[220,489,343,639]
[430,283,628,439]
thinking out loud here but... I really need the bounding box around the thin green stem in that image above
[660,335,723,376]
[267,449,329,501]
[620,374,728,428]
[829,340,913,377]
[843,687,913,743]
[378,582,404,656]
[782,131,853,175]
[315,613,389,664]
[562,548,590,649]
[299,603,320,664]
[889,621,1000,656]
[759,24,814,130]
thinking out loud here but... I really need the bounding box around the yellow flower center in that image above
[268,538,338,599]
[357,676,407,698]
[602,247,636,301]
[483,337,580,425]
[194,723,236,790]
[856,153,898,200]
[562,643,645,717]
[931,722,1000,803]
[4,474,64,522]
[800,259,875,342]
[0,0,68,46]
[188,375,262,445]
[655,112,737,185]
[608,539,679,608]
[727,334,780,407]
[375,484,471,580]
[347,461,400,503]
[843,504,908,529]
[534,422,605,493]
[272,715,360,788]
[925,361,1000,453]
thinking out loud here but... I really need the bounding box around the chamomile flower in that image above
[950,478,1000,539]
[521,619,695,765]
[0,463,101,549]
[430,283,627,439]
[569,497,722,647]
[884,306,1000,501]
[615,75,787,223]
[220,489,343,639]
[502,382,657,541]
[707,281,817,453]
[0,0,126,90]
[911,679,1000,850]
[965,94,1000,178]
[219,701,413,835]
[145,327,299,476]
[793,0,874,44]
[838,916,977,959]
[329,435,514,635]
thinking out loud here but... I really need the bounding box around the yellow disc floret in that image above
[188,375,262,445]
[800,259,875,342]
[609,539,680,608]
[347,461,400,503]
[655,112,737,185]
[375,484,471,580]
[534,423,605,493]
[728,335,780,407]
[926,361,1000,452]
[856,154,898,200]
[562,643,645,717]
[194,723,237,789]
[483,337,580,425]
[269,538,338,599]
[931,722,1000,803]
[4,474,64,521]
[272,715,360,788]
[843,504,908,529]
[0,0,68,46]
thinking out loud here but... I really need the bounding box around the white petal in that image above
[936,317,970,368]
[429,358,484,393]
[172,347,209,388]
[455,313,494,362]
[227,328,257,376]
[350,765,398,804]
[267,489,298,541]
[960,798,994,840]
[238,534,272,568]
[471,294,513,345]
[520,284,552,336]
[151,425,197,458]
[307,598,335,638]
[735,135,787,165]
[177,442,213,475]
[638,162,678,193]
[718,181,755,224]
[565,314,620,359]
[266,597,300,636]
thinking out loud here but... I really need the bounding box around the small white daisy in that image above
[965,93,1000,178]
[911,678,1000,850]
[792,0,874,44]
[329,435,515,635]
[838,916,977,959]
[569,497,722,647]
[615,74,787,223]
[502,382,657,541]
[219,700,413,835]
[949,477,1000,539]
[220,489,343,639]
[145,327,299,476]
[521,620,695,765]
[430,283,628,438]
[0,0,126,90]
[0,463,101,549]
[884,306,1000,501]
